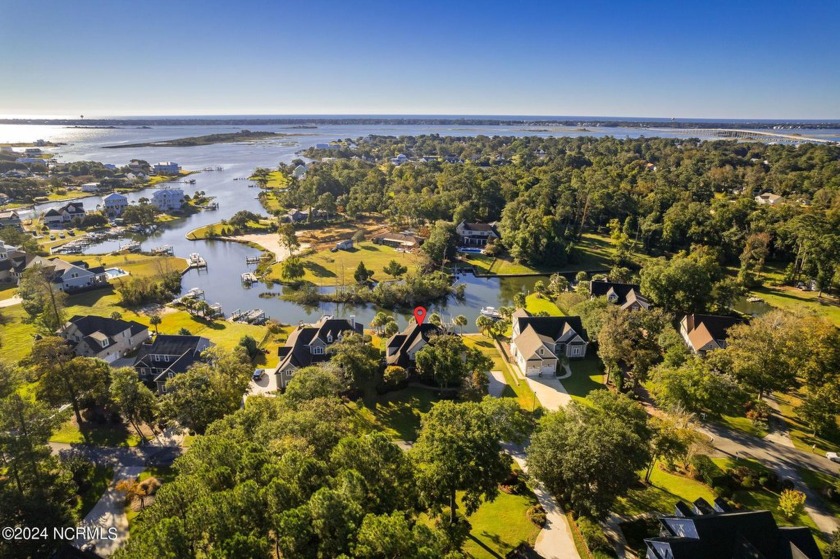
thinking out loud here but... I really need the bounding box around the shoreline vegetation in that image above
[102,130,294,149]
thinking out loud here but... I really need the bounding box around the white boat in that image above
[189,253,202,263]
[746,296,763,303]
[480,306,502,319]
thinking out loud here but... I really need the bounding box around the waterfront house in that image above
[0,241,29,283]
[23,256,108,292]
[134,335,212,393]
[510,309,588,376]
[679,314,746,354]
[455,221,500,247]
[335,239,353,251]
[102,192,129,217]
[24,148,42,156]
[389,153,409,166]
[151,187,185,212]
[589,280,651,310]
[81,182,101,193]
[282,208,308,223]
[385,322,443,368]
[0,194,10,206]
[43,202,85,227]
[59,315,150,363]
[292,164,307,179]
[644,500,821,559]
[153,161,180,175]
[755,192,783,206]
[315,143,331,150]
[273,316,363,388]
[0,209,22,230]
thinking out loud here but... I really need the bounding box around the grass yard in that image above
[718,414,769,439]
[126,466,177,530]
[0,284,17,300]
[272,241,421,286]
[797,468,840,519]
[75,465,114,520]
[525,293,563,316]
[562,356,607,405]
[74,254,187,277]
[750,285,840,326]
[463,335,540,411]
[614,466,717,518]
[251,170,288,188]
[259,190,284,213]
[775,390,840,455]
[51,417,141,447]
[463,489,542,559]
[353,386,441,441]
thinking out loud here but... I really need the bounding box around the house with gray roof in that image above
[680,314,746,354]
[509,309,588,376]
[455,220,500,247]
[589,279,651,310]
[645,499,821,559]
[385,322,443,368]
[133,335,212,393]
[60,315,149,363]
[273,315,363,388]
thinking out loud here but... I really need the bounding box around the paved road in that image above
[0,294,22,308]
[74,465,145,556]
[50,442,182,468]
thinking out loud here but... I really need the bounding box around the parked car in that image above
[252,369,265,381]
[827,451,840,464]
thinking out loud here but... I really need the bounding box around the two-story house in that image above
[153,161,180,175]
[273,316,363,388]
[509,309,588,377]
[43,202,85,227]
[455,221,500,247]
[24,256,108,291]
[680,314,746,354]
[133,335,212,393]
[0,210,22,230]
[0,241,29,283]
[385,322,443,368]
[589,279,651,310]
[102,192,129,217]
[151,188,185,212]
[59,315,150,363]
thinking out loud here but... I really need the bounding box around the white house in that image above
[390,153,409,166]
[24,256,108,292]
[24,148,42,156]
[0,210,22,230]
[456,221,500,247]
[153,162,180,175]
[43,202,85,227]
[151,187,185,212]
[335,239,353,250]
[755,192,783,206]
[102,192,129,216]
[509,309,588,377]
[292,164,307,179]
[81,182,101,193]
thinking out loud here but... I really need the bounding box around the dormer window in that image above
[326,333,333,343]
[100,340,108,348]
[312,346,324,355]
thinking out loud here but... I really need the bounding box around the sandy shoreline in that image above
[222,233,309,263]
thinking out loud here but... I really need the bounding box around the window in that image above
[326,334,333,343]
[163,355,169,362]
[154,355,160,362]
[571,347,582,357]
[312,346,324,355]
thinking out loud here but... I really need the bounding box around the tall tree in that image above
[17,264,67,334]
[110,367,159,442]
[328,333,380,388]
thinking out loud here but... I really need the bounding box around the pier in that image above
[187,252,207,270]
[241,272,258,285]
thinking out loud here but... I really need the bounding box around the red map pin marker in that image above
[413,306,427,325]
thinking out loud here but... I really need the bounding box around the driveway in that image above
[74,465,145,557]
[525,375,572,411]
[487,370,507,397]
[248,370,279,397]
[0,294,21,308]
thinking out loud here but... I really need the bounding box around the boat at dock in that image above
[480,306,502,319]
[188,252,207,269]
[150,244,174,255]
[241,272,258,285]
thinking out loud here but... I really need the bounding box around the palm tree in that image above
[454,314,467,334]
[429,312,442,327]
[475,315,493,338]
[149,314,161,335]
[370,311,389,335]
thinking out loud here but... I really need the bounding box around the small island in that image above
[103,129,292,149]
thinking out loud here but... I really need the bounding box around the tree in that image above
[159,346,251,433]
[646,416,700,482]
[453,314,467,334]
[548,273,569,296]
[640,252,720,314]
[828,530,840,559]
[110,367,158,443]
[415,334,490,390]
[284,366,345,402]
[383,260,408,280]
[421,220,458,267]
[475,315,494,337]
[411,399,525,524]
[597,307,670,386]
[382,321,399,338]
[648,356,745,416]
[277,222,300,254]
[797,381,840,438]
[328,333,379,387]
[316,192,337,218]
[778,489,806,521]
[354,261,373,284]
[281,256,305,283]
[116,477,159,511]
[17,264,67,334]
[382,365,408,387]
[149,314,162,335]
[238,335,260,361]
[571,297,610,340]
[528,391,651,518]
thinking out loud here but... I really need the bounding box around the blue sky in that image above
[1,0,838,118]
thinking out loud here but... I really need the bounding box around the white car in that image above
[827,451,840,464]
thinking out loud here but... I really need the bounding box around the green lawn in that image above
[525,293,563,316]
[775,390,840,455]
[718,414,769,439]
[50,418,141,447]
[562,356,607,405]
[259,190,284,214]
[353,386,441,441]
[463,488,541,559]
[271,241,421,286]
[0,284,17,300]
[75,465,114,520]
[797,468,840,519]
[463,335,540,411]
[613,466,717,518]
[74,254,187,277]
[251,170,288,188]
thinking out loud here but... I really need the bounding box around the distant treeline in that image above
[102,130,287,149]
[2,117,839,129]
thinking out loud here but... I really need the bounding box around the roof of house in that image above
[646,505,821,559]
[682,314,746,352]
[133,335,211,380]
[514,324,558,361]
[513,311,588,343]
[25,256,91,283]
[103,192,127,201]
[459,221,498,233]
[385,322,443,367]
[63,315,147,353]
[276,316,363,372]
[589,280,652,310]
[0,209,20,219]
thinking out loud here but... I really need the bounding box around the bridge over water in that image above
[646,128,836,145]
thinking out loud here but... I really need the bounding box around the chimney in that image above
[349,315,355,328]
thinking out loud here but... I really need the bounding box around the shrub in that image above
[760,472,780,491]
[780,478,795,492]
[778,489,806,521]
[526,504,546,527]
[577,516,611,553]
[383,365,408,387]
[690,455,719,485]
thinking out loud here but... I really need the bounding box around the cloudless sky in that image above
[1,0,838,118]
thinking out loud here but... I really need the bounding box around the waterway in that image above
[1,122,836,331]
